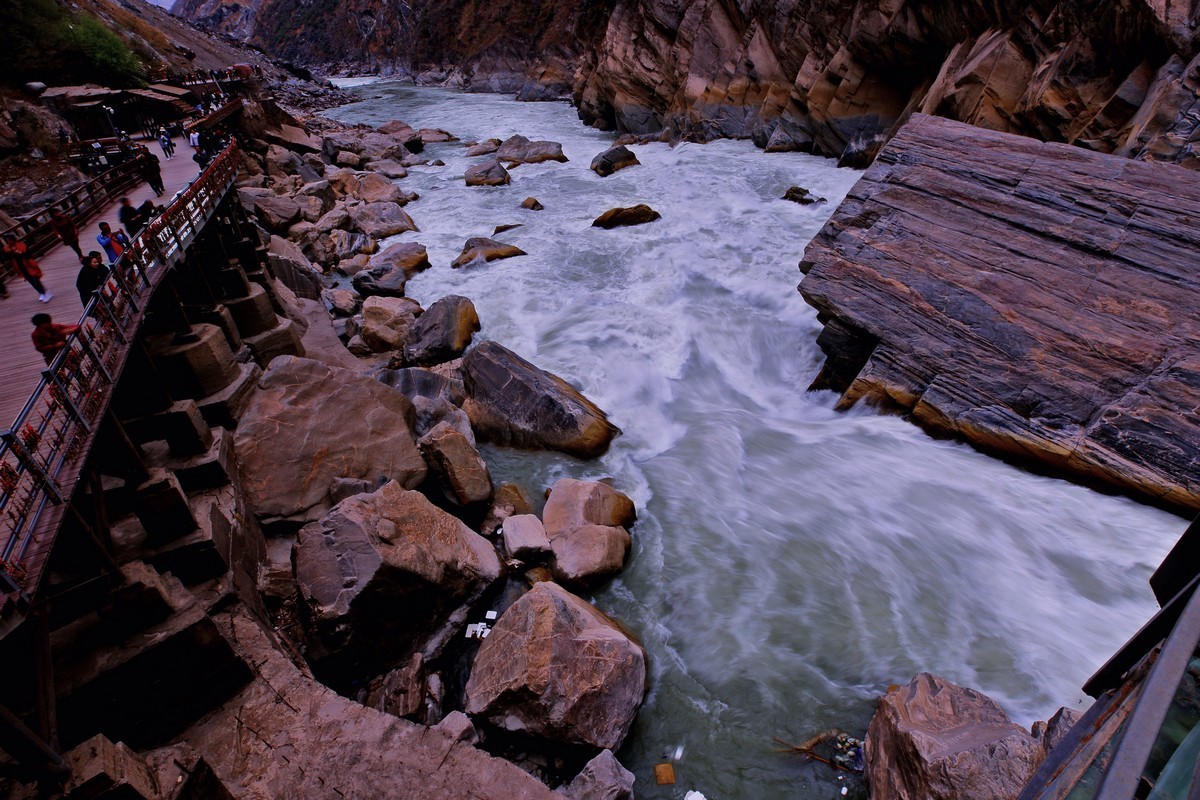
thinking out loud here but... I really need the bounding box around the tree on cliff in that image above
[1,0,144,88]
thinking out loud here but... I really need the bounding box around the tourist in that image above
[49,210,83,259]
[75,251,109,305]
[140,152,165,196]
[2,232,51,302]
[30,314,80,365]
[118,197,146,237]
[188,129,200,149]
[158,129,175,159]
[96,221,130,265]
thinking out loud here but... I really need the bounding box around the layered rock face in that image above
[799,113,1200,511]
[573,0,1200,166]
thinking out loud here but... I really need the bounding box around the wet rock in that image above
[374,366,466,409]
[336,150,362,168]
[267,235,322,300]
[234,356,426,524]
[865,673,1045,800]
[352,262,409,298]
[347,201,418,238]
[450,237,526,268]
[543,478,634,586]
[556,750,635,800]
[500,514,550,561]
[466,138,502,156]
[782,186,826,205]
[464,581,646,751]
[494,223,522,235]
[482,483,535,536]
[800,114,1200,511]
[366,653,427,720]
[419,127,458,143]
[466,159,511,187]
[293,481,501,668]
[592,204,661,229]
[590,146,639,177]
[418,421,494,508]
[322,288,361,317]
[370,241,432,280]
[462,341,620,458]
[315,205,351,234]
[329,229,376,260]
[520,197,545,211]
[496,134,569,164]
[377,119,424,153]
[403,294,481,366]
[360,296,422,352]
[368,159,409,179]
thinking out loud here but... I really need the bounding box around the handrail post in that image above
[44,370,91,435]
[0,432,63,505]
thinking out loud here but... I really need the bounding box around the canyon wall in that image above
[172,0,1200,166]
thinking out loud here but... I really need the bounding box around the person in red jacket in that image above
[49,210,83,259]
[2,233,51,302]
[30,313,79,365]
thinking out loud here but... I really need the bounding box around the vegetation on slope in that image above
[0,0,145,87]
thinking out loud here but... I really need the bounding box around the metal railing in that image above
[0,157,150,263]
[184,98,244,134]
[0,141,242,604]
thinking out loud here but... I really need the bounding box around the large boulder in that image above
[465,160,511,187]
[589,146,639,177]
[418,421,493,508]
[450,238,526,268]
[592,205,661,229]
[466,139,502,156]
[267,235,322,301]
[329,229,376,260]
[293,482,501,666]
[371,241,432,279]
[556,750,635,800]
[347,201,418,238]
[233,357,426,524]
[462,342,620,458]
[404,295,480,366]
[360,296,422,352]
[252,194,301,233]
[496,134,569,165]
[543,479,635,586]
[463,581,646,751]
[866,673,1047,800]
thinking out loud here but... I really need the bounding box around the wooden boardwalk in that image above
[0,139,201,430]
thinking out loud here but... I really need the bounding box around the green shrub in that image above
[0,0,145,88]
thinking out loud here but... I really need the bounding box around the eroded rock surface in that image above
[463,581,646,751]
[233,357,426,523]
[865,673,1045,800]
[462,341,620,458]
[800,114,1200,512]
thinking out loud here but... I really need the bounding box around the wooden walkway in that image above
[1,138,201,430]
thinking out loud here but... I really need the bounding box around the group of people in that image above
[189,126,230,170]
[4,202,161,365]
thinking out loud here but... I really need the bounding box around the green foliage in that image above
[0,0,145,88]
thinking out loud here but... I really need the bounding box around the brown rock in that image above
[589,146,639,177]
[450,237,526,268]
[520,197,545,211]
[233,356,426,523]
[322,288,361,317]
[329,228,376,260]
[403,294,481,365]
[371,241,432,278]
[496,134,569,164]
[366,653,427,720]
[800,113,1200,512]
[418,421,494,508]
[500,514,550,561]
[347,201,418,238]
[419,127,458,143]
[482,482,534,536]
[367,159,409,179]
[542,478,635,586]
[466,138,502,156]
[462,341,621,458]
[293,482,501,665]
[463,581,646,751]
[865,673,1045,800]
[252,194,301,233]
[465,159,511,187]
[782,186,826,205]
[360,296,422,352]
[558,750,635,800]
[592,204,661,229]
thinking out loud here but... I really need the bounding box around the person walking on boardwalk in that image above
[50,210,83,259]
[158,128,175,159]
[140,151,165,196]
[30,313,80,365]
[76,251,109,305]
[118,197,145,237]
[96,221,130,265]
[2,233,52,302]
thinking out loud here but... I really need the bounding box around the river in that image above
[327,82,1183,799]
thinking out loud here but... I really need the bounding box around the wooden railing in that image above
[0,141,242,608]
[184,98,244,133]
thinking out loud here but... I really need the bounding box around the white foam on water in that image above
[328,84,1184,798]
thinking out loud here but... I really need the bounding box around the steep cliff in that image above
[573,0,1199,166]
[172,0,1200,167]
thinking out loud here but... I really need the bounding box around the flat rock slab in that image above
[800,113,1200,512]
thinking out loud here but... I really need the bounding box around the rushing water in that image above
[327,83,1184,799]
